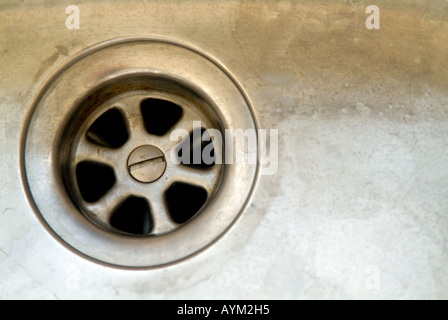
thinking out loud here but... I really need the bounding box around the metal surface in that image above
[1,0,448,299]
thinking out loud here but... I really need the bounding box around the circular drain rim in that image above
[21,37,259,268]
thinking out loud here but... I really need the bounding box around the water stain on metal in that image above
[33,52,60,84]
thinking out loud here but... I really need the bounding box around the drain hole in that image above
[165,182,208,224]
[76,161,116,203]
[110,197,153,236]
[86,108,129,149]
[141,98,183,136]
[177,128,216,169]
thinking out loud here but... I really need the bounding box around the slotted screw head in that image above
[127,145,167,183]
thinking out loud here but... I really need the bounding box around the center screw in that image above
[127,145,167,183]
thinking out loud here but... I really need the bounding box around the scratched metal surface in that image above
[1,0,448,299]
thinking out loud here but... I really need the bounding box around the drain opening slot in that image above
[76,161,116,203]
[110,196,153,236]
[86,108,129,149]
[141,98,183,136]
[165,182,209,224]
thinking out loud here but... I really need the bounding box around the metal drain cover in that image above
[22,38,258,268]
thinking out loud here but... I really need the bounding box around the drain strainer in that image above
[22,38,258,268]
[63,78,223,237]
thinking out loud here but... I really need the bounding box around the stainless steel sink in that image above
[1,0,447,299]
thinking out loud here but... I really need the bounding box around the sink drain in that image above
[63,76,223,237]
[21,38,258,268]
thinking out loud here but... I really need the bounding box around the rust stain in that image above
[56,45,69,57]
